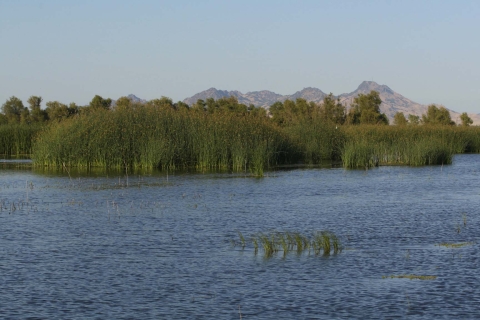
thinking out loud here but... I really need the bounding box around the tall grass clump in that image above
[0,124,43,156]
[236,231,342,257]
[32,106,294,176]
[284,119,345,164]
[339,125,476,168]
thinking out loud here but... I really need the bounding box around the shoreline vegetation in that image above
[1,91,480,176]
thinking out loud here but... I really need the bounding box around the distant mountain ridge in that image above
[182,81,480,125]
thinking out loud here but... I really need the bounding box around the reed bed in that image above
[28,106,480,172]
[340,125,480,168]
[32,107,295,176]
[284,119,345,163]
[0,124,43,156]
[236,231,341,257]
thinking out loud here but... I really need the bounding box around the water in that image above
[1,155,480,318]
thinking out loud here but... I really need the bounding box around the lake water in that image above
[1,155,480,319]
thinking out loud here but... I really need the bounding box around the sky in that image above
[1,0,479,113]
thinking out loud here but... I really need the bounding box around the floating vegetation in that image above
[382,274,437,280]
[436,242,474,248]
[234,230,341,257]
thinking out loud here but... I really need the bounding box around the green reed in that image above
[30,105,480,172]
[339,125,480,168]
[32,107,294,176]
[0,124,43,156]
[237,230,342,257]
[382,274,437,280]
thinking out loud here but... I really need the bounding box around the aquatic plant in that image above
[27,105,480,173]
[32,107,293,177]
[382,275,437,280]
[0,124,42,156]
[436,242,474,248]
[234,230,342,257]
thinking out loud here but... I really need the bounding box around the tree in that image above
[68,103,79,117]
[421,104,455,125]
[46,101,69,121]
[319,93,346,125]
[0,113,7,125]
[175,101,190,111]
[1,96,25,123]
[20,107,31,124]
[89,95,112,110]
[393,112,407,126]
[148,96,175,110]
[192,99,206,112]
[347,90,388,125]
[115,96,133,110]
[27,96,47,122]
[269,101,286,125]
[408,114,420,125]
[460,112,473,126]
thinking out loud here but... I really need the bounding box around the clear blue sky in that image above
[1,0,479,113]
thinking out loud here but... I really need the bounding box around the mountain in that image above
[182,87,326,107]
[337,81,429,120]
[183,82,480,125]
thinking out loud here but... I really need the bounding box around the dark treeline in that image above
[1,91,479,173]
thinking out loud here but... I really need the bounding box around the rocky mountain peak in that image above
[355,81,394,95]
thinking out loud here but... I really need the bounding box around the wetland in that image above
[1,154,480,318]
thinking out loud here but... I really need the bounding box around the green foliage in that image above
[421,104,455,125]
[2,92,478,173]
[285,118,344,163]
[319,93,346,125]
[460,112,473,127]
[346,91,389,125]
[339,125,480,167]
[32,105,292,176]
[1,96,25,123]
[0,123,42,155]
[88,95,112,110]
[408,114,420,125]
[393,112,407,126]
[235,230,342,257]
[45,101,70,122]
[269,98,319,126]
[28,96,48,123]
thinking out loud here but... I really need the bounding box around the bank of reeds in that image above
[28,107,480,172]
[284,119,345,163]
[340,125,480,168]
[0,124,43,156]
[32,107,295,176]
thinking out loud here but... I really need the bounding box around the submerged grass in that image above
[382,275,437,280]
[436,242,474,248]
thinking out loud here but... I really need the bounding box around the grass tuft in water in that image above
[436,242,474,248]
[235,230,341,257]
[382,274,437,280]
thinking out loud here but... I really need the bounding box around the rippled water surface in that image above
[1,155,480,319]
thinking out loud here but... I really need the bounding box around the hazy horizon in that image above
[1,1,479,113]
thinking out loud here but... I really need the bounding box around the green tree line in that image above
[1,90,475,127]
